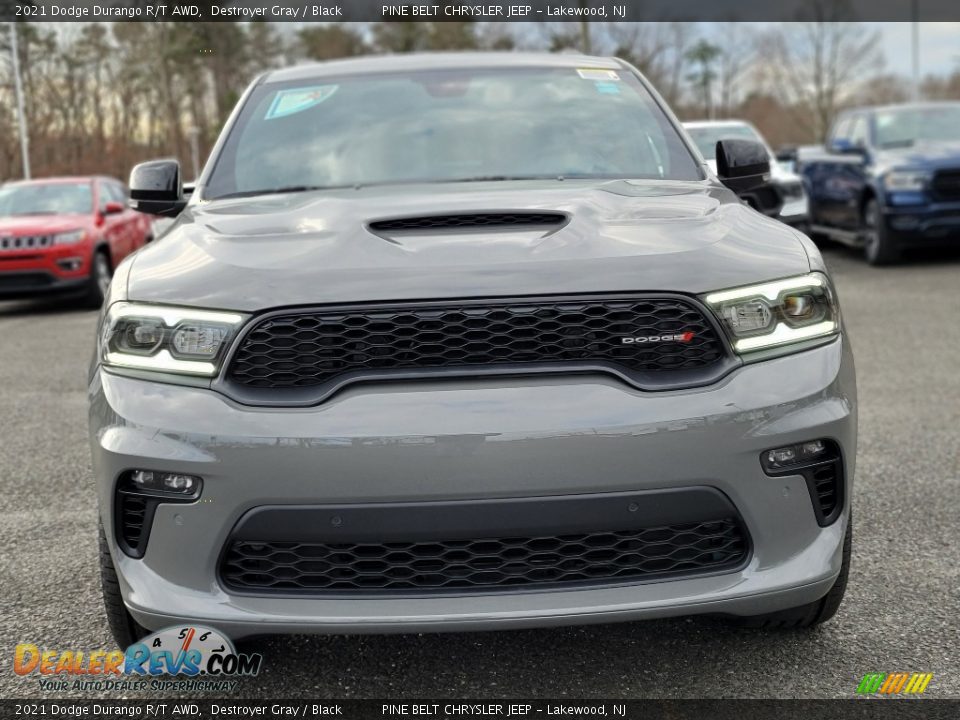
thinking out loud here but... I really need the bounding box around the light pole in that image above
[187,125,201,181]
[912,1,920,101]
[10,22,31,179]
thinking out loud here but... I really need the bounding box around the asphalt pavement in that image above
[1,244,958,700]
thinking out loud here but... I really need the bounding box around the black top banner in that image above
[3,700,960,720]
[4,0,960,22]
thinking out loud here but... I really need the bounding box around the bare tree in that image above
[299,24,370,60]
[711,23,757,118]
[759,0,883,141]
[606,22,696,107]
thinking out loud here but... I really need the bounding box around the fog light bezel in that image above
[128,469,203,498]
[760,439,845,526]
[56,257,84,272]
[114,469,203,558]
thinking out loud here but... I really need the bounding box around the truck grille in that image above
[225,295,729,399]
[931,169,960,201]
[220,518,748,594]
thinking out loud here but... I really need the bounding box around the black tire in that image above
[85,249,113,308]
[99,524,149,648]
[862,199,901,265]
[731,515,852,630]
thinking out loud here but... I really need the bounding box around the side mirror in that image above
[103,201,125,215]
[128,160,186,217]
[716,138,771,193]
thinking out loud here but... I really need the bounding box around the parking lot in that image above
[1,244,958,700]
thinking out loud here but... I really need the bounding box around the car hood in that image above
[126,180,811,311]
[876,141,960,171]
[0,214,90,235]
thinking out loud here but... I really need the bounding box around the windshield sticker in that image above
[594,81,621,95]
[265,85,339,120]
[577,68,620,81]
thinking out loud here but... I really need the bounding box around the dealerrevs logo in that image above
[15,625,261,691]
[125,625,261,676]
[621,331,695,344]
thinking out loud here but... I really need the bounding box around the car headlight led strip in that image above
[100,302,249,376]
[702,272,839,355]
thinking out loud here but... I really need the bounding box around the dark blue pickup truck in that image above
[791,102,960,264]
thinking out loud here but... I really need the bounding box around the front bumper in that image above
[883,199,960,243]
[89,337,856,637]
[0,270,89,299]
[0,248,93,298]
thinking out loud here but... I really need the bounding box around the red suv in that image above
[0,176,153,306]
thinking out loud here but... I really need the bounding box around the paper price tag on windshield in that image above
[577,69,620,81]
[265,85,338,120]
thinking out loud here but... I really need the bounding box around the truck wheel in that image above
[99,524,149,648]
[85,250,112,308]
[863,199,901,265]
[731,515,851,629]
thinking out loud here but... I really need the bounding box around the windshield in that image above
[204,67,701,199]
[685,124,763,161]
[875,105,960,148]
[0,182,93,216]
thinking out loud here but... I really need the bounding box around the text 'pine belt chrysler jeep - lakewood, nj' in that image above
[89,53,856,646]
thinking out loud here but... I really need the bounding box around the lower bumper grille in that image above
[221,518,748,594]
[0,272,55,290]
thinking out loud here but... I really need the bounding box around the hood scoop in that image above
[369,212,567,234]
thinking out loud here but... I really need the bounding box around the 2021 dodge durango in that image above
[89,53,856,646]
[0,177,152,306]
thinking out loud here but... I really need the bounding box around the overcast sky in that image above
[876,22,959,75]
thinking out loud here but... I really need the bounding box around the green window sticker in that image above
[265,85,339,120]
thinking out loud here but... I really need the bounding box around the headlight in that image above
[780,182,805,200]
[53,229,86,245]
[703,273,839,354]
[884,170,929,192]
[100,303,248,377]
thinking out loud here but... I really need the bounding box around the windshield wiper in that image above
[445,174,631,183]
[213,185,346,200]
[446,175,555,183]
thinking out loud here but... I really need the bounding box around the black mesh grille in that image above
[221,519,748,594]
[369,213,566,232]
[931,170,960,201]
[0,273,54,290]
[226,296,727,392]
[811,461,841,521]
[117,493,148,553]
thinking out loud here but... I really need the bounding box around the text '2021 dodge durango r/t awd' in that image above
[90,54,856,646]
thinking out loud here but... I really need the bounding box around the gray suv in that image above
[90,53,856,646]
